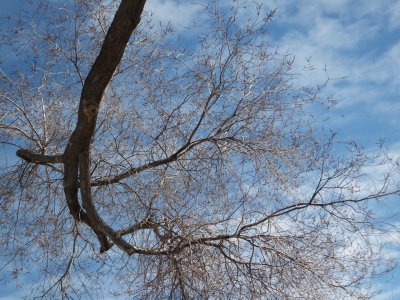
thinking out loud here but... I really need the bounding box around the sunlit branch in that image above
[92,137,217,186]
[16,149,63,164]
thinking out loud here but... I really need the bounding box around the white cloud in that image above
[262,0,400,151]
[145,0,204,28]
[374,286,400,300]
[388,2,400,29]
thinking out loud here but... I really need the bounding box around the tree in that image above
[0,0,399,298]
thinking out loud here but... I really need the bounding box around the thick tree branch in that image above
[62,0,146,251]
[117,217,158,236]
[16,149,63,164]
[79,152,129,253]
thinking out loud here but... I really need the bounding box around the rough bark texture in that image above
[16,149,63,164]
[16,0,146,253]
[63,0,146,251]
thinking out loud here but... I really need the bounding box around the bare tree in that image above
[0,0,399,299]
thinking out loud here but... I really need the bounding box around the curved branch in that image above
[80,151,133,253]
[62,0,147,251]
[117,217,158,236]
[237,189,400,235]
[92,137,214,186]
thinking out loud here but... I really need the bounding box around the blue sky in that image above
[253,2,400,297]
[147,0,400,143]
[1,0,399,299]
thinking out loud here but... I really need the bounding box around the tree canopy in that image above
[0,0,399,298]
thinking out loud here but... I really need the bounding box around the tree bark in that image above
[61,0,146,250]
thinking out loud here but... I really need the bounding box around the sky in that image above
[0,0,399,299]
[147,0,400,146]
[253,1,400,297]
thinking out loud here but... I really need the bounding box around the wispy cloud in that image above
[262,0,399,148]
[145,0,204,28]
